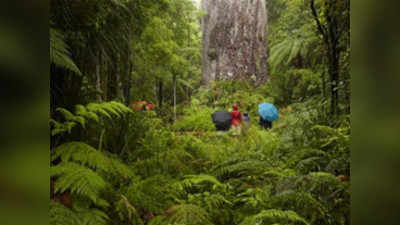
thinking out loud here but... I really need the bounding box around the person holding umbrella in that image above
[211,110,232,133]
[258,102,279,129]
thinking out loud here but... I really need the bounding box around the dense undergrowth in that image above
[50,81,350,225]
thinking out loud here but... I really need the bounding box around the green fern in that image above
[125,175,178,215]
[269,38,304,70]
[212,158,272,181]
[76,208,109,225]
[50,201,80,225]
[51,162,109,207]
[114,194,144,225]
[161,204,213,225]
[50,28,81,75]
[273,190,328,215]
[240,209,309,225]
[51,101,132,136]
[51,141,134,179]
[181,174,223,189]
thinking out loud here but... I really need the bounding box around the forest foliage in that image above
[50,0,350,225]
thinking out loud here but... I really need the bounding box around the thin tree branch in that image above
[310,0,328,45]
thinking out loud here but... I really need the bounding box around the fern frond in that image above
[50,201,80,225]
[51,162,109,207]
[77,208,109,225]
[114,194,144,225]
[240,209,309,225]
[87,103,112,119]
[181,174,223,189]
[50,28,81,75]
[163,204,213,225]
[273,190,328,215]
[51,141,134,180]
[52,101,132,136]
[125,175,179,215]
[212,158,271,181]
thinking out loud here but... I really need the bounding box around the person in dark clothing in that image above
[241,112,251,136]
[212,111,232,131]
[259,115,272,129]
[243,112,250,123]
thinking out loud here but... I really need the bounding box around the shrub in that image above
[172,105,216,131]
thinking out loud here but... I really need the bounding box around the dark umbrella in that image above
[211,111,232,131]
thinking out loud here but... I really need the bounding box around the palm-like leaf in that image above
[50,28,81,75]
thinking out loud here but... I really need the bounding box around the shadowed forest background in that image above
[50,0,350,225]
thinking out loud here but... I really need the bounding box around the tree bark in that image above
[201,0,268,86]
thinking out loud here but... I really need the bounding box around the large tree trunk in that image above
[201,0,268,87]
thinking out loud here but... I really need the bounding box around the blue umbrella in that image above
[258,102,279,122]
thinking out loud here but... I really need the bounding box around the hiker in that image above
[231,104,242,135]
[211,110,232,132]
[258,102,279,129]
[243,112,250,125]
[259,116,272,129]
[242,112,250,135]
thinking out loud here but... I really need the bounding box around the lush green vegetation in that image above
[50,0,350,225]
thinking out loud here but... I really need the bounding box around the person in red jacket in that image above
[231,104,242,135]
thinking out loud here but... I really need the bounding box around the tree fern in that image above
[269,36,312,72]
[50,28,81,75]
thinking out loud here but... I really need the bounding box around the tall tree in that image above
[310,0,350,116]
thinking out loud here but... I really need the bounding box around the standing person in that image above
[258,102,278,129]
[211,110,232,134]
[242,112,250,135]
[259,115,272,129]
[231,104,242,135]
[243,112,250,124]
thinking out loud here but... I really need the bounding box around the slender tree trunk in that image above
[116,54,124,102]
[328,43,340,116]
[310,0,342,116]
[173,74,177,121]
[95,51,102,102]
[123,52,133,106]
[321,67,327,98]
[158,79,163,109]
